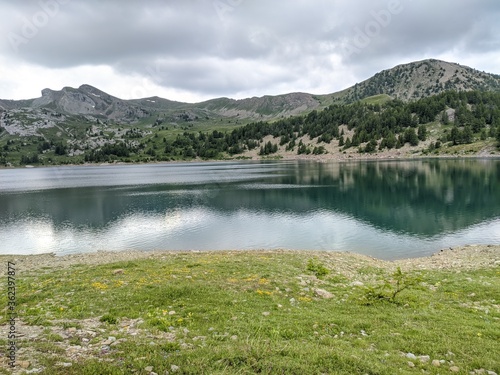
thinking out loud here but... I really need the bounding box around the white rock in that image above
[350,281,364,287]
[314,288,334,299]
[406,353,417,360]
[419,355,430,363]
[431,359,441,367]
[171,365,180,372]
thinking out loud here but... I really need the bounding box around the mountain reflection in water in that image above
[0,159,499,259]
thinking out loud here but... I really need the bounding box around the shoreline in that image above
[1,151,500,170]
[1,244,499,275]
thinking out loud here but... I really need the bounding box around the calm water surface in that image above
[1,159,499,260]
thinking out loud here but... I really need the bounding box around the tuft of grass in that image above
[99,314,118,325]
[306,258,330,278]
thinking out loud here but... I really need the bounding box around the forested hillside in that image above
[153,90,500,161]
[1,89,500,166]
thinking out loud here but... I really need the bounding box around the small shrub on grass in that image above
[306,258,330,278]
[360,267,422,304]
[100,314,118,324]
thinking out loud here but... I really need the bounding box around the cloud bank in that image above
[1,0,499,102]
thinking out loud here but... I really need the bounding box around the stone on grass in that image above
[450,366,460,373]
[56,362,72,367]
[406,353,417,360]
[350,281,364,287]
[314,288,334,299]
[432,359,441,367]
[171,365,180,372]
[419,355,431,363]
[407,361,415,368]
[145,366,154,372]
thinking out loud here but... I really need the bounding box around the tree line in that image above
[157,90,500,159]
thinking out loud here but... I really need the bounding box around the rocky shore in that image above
[2,245,499,276]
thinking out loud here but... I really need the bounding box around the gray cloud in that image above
[1,0,499,100]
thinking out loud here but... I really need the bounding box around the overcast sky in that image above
[1,0,499,102]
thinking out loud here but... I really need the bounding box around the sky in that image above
[1,0,500,103]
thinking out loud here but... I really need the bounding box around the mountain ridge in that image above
[2,59,499,122]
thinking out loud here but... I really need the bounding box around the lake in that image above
[0,159,499,260]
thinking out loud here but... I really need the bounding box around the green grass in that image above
[360,94,392,105]
[1,252,499,374]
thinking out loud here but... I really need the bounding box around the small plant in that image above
[361,267,421,304]
[62,322,82,330]
[306,258,330,278]
[100,314,118,325]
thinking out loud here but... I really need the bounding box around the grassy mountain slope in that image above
[326,59,500,104]
[196,92,320,119]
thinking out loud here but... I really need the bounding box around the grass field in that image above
[1,250,499,374]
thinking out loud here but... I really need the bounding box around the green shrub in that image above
[361,267,421,304]
[99,314,118,325]
[306,258,330,278]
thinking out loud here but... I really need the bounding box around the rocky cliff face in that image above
[29,85,151,122]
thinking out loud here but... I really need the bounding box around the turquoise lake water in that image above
[0,159,499,260]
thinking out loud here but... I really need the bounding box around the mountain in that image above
[196,92,321,118]
[1,58,500,167]
[0,87,321,124]
[329,59,500,103]
[1,59,499,123]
